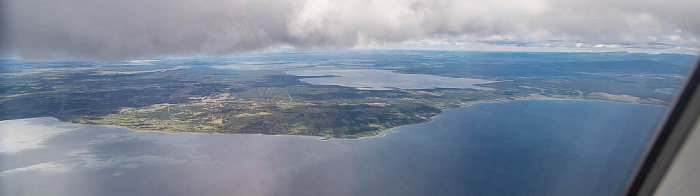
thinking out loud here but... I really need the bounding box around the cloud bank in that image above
[1,0,699,59]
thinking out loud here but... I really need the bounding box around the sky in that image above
[1,0,699,60]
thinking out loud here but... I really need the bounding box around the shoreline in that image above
[347,96,667,140]
[1,97,666,141]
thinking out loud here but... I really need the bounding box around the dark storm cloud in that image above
[1,0,699,59]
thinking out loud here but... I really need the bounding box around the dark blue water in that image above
[0,100,667,196]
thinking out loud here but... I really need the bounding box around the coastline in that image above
[353,96,666,140]
[1,96,667,141]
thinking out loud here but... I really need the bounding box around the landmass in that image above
[0,51,695,138]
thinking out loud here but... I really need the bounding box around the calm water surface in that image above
[285,69,495,90]
[0,100,666,196]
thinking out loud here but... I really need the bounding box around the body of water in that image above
[654,88,679,95]
[285,69,495,90]
[0,100,666,196]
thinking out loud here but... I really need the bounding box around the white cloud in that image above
[1,0,699,59]
[593,44,622,48]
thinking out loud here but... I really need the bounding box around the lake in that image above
[285,69,495,90]
[0,100,666,196]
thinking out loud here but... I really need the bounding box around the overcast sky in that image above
[1,0,699,59]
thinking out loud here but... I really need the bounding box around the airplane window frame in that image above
[627,57,700,196]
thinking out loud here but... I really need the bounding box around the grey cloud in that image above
[2,0,295,59]
[1,0,699,60]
